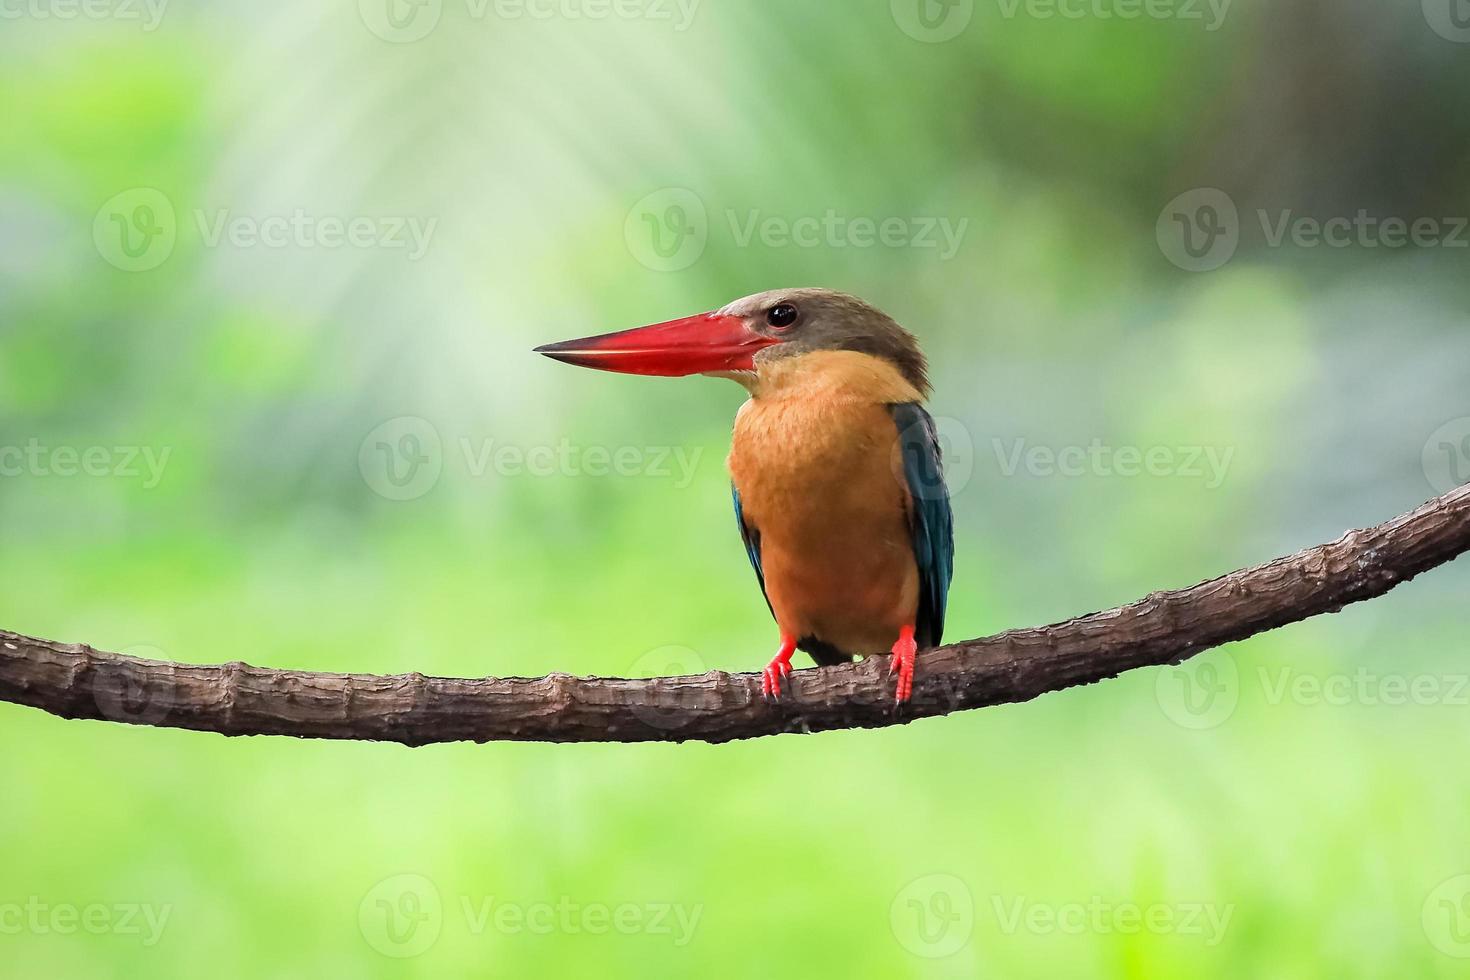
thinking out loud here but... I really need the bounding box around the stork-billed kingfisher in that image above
[535,288,954,703]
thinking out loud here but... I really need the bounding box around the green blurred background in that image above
[5,0,1470,975]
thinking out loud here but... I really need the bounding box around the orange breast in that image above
[728,351,922,655]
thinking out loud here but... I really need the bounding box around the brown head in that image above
[534,287,930,398]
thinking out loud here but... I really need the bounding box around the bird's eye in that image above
[766,303,798,330]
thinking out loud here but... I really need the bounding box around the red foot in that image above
[761,635,798,699]
[889,625,917,704]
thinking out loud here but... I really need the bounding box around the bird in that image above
[534,288,953,704]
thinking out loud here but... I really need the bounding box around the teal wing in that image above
[731,484,772,617]
[888,403,954,647]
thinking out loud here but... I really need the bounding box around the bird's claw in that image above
[761,657,792,699]
[761,638,798,700]
[890,627,917,704]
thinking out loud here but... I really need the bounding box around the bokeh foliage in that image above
[3,1,1470,976]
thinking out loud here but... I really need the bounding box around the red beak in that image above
[534,312,778,377]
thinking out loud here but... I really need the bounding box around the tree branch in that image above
[3,484,1468,745]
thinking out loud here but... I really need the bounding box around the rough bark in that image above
[2,484,1467,745]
